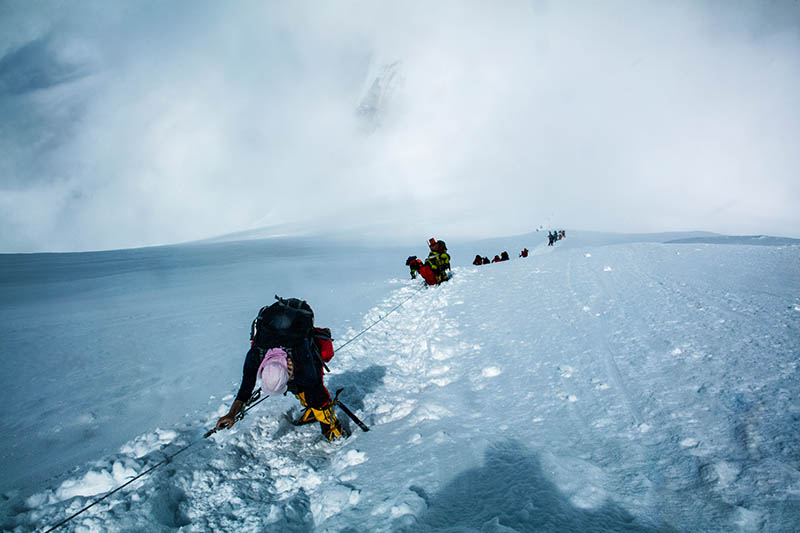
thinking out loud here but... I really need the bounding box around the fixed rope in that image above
[45,391,271,533]
[44,440,201,533]
[45,283,427,531]
[334,284,425,353]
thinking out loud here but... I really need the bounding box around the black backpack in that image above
[251,296,315,350]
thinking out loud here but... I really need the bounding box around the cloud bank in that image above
[1,0,799,252]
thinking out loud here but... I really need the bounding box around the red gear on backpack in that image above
[419,264,437,285]
[314,327,335,363]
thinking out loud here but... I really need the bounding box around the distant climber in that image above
[405,256,423,279]
[519,248,529,258]
[419,238,451,285]
[500,251,510,261]
[473,254,483,266]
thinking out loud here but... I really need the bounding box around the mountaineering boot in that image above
[311,402,344,441]
[294,407,316,426]
[320,417,344,442]
[292,392,316,425]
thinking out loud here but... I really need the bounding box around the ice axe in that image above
[333,388,370,432]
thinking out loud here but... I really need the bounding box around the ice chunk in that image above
[481,366,502,378]
[119,428,178,458]
[54,460,138,500]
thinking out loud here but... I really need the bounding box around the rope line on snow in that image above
[44,393,271,532]
[44,440,201,533]
[44,283,427,531]
[333,284,426,353]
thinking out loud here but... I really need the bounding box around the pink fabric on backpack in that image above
[258,347,289,395]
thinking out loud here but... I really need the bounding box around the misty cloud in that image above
[0,34,88,94]
[1,0,799,252]
[357,61,402,132]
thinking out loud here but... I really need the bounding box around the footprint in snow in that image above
[700,461,741,489]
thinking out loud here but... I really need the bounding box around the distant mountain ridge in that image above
[665,235,800,246]
[199,228,799,253]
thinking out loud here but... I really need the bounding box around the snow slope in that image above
[0,238,409,495]
[2,233,799,532]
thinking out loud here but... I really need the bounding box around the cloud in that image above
[1,0,799,251]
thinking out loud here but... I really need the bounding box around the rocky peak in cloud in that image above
[356,60,402,133]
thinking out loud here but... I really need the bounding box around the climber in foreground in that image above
[215,296,344,441]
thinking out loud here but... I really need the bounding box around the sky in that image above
[1,0,799,252]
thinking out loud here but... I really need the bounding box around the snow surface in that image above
[1,231,799,532]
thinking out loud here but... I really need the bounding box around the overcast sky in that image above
[1,0,798,252]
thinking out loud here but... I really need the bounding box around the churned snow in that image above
[1,231,799,532]
[119,428,179,459]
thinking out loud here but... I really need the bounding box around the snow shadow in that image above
[150,476,191,528]
[407,440,671,533]
[327,365,387,412]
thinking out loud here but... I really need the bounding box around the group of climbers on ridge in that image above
[473,251,509,265]
[548,230,566,246]
[473,248,528,265]
[493,251,510,263]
